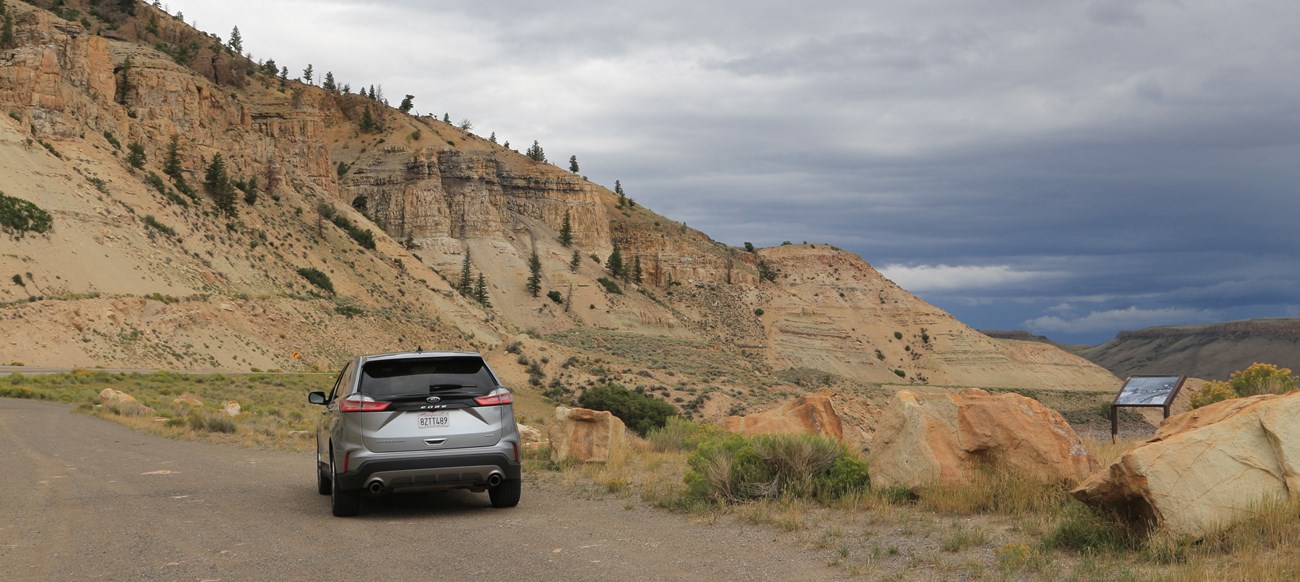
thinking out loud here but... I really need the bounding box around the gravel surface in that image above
[0,398,845,581]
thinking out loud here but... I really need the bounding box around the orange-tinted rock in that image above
[547,407,629,463]
[870,389,1096,488]
[1073,390,1300,538]
[723,392,844,441]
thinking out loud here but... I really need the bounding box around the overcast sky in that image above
[168,0,1300,344]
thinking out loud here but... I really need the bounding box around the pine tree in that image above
[568,155,579,173]
[570,250,581,273]
[489,132,497,144]
[243,176,259,205]
[474,273,491,307]
[633,256,643,285]
[526,140,546,163]
[605,243,624,279]
[114,56,133,105]
[361,105,376,132]
[457,252,473,297]
[204,153,236,217]
[302,64,313,85]
[322,71,336,93]
[560,210,573,247]
[527,250,542,297]
[228,26,242,54]
[615,180,626,207]
[126,142,146,169]
[399,94,414,114]
[443,113,450,123]
[2,12,14,49]
[163,135,183,181]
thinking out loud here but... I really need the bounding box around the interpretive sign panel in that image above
[1115,375,1184,406]
[1110,375,1186,440]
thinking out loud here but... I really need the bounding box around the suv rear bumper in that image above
[336,449,521,493]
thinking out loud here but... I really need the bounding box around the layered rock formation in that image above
[869,389,1097,488]
[1073,391,1300,538]
[0,1,1119,416]
[723,392,844,441]
[1075,319,1300,381]
[547,407,630,463]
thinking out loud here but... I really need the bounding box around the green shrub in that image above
[1189,363,1297,409]
[143,215,176,237]
[547,290,564,304]
[596,277,622,294]
[187,410,237,433]
[683,433,869,505]
[577,383,676,436]
[1041,502,1140,553]
[0,191,54,236]
[103,131,121,149]
[329,215,376,250]
[1189,380,1237,409]
[297,267,335,295]
[645,417,726,452]
[754,308,764,316]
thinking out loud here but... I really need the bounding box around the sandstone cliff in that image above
[0,1,1117,415]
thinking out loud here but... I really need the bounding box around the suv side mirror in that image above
[308,391,327,405]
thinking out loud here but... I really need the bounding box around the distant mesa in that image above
[1073,318,1300,381]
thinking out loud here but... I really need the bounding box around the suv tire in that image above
[317,460,331,496]
[488,479,521,508]
[330,453,361,517]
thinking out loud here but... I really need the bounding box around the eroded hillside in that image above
[0,0,1118,425]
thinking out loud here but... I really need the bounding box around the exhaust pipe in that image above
[367,480,386,495]
[487,472,503,487]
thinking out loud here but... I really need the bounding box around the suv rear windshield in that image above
[359,356,497,398]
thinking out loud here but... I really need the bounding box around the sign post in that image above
[1110,375,1186,442]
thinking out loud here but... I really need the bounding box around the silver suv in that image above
[308,351,522,516]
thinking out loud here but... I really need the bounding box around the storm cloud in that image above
[171,0,1300,343]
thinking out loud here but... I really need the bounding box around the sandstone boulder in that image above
[547,407,629,463]
[869,389,1096,488]
[98,388,138,406]
[220,400,241,417]
[723,392,844,441]
[1073,390,1300,538]
[172,395,203,408]
[517,422,543,444]
[98,388,152,416]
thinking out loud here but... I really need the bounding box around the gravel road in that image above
[0,398,844,581]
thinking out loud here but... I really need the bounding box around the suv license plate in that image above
[418,411,450,429]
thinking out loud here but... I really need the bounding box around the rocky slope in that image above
[0,1,1118,422]
[1075,319,1300,381]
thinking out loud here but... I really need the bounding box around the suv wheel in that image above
[330,453,361,517]
[316,458,332,496]
[488,479,521,508]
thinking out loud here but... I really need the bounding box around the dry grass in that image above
[5,370,331,450]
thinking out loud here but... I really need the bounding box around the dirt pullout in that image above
[0,398,845,581]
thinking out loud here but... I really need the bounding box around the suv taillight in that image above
[474,388,513,406]
[339,394,391,412]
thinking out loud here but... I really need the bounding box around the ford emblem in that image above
[425,396,441,404]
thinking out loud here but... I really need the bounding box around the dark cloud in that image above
[171,0,1300,344]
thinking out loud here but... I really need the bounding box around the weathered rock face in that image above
[346,149,610,246]
[0,10,116,138]
[723,392,844,441]
[869,389,1096,488]
[547,407,629,463]
[1073,391,1300,538]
